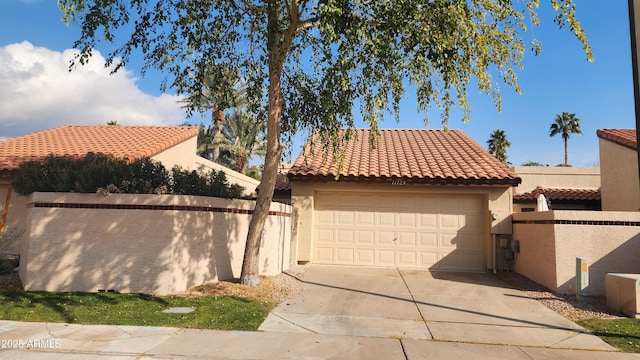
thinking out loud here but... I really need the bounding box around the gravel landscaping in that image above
[494,271,621,321]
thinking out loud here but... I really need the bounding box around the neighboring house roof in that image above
[597,129,637,150]
[513,185,601,202]
[274,173,292,191]
[255,173,291,192]
[0,125,199,171]
[289,129,521,186]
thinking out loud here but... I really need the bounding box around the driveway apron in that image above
[259,266,616,351]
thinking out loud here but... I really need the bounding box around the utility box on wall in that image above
[605,273,640,318]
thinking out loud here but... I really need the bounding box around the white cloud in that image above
[0,41,187,139]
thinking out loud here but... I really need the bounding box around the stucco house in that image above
[288,129,521,272]
[511,166,601,212]
[0,125,260,239]
[513,186,601,212]
[597,129,639,211]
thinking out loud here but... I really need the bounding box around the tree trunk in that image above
[240,71,282,286]
[240,5,285,285]
[563,135,569,166]
[235,153,248,174]
[212,105,224,162]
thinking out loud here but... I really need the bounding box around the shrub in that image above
[74,153,129,193]
[121,158,170,194]
[12,155,77,195]
[170,166,244,199]
[12,154,244,198]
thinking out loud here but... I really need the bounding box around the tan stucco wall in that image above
[151,137,260,196]
[512,166,601,193]
[21,192,290,294]
[599,139,640,211]
[291,181,514,270]
[513,211,640,296]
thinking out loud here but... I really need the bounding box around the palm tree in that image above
[180,64,243,162]
[550,112,583,166]
[487,129,511,166]
[218,110,266,174]
[196,123,216,160]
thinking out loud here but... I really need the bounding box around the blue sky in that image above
[0,0,636,167]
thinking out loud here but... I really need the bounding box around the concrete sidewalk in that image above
[0,321,638,359]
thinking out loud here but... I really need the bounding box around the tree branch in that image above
[296,17,319,33]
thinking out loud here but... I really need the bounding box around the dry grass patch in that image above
[184,272,301,304]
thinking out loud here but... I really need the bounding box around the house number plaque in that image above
[391,179,406,186]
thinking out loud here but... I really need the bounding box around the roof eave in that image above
[288,174,521,187]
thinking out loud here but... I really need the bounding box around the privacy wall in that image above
[512,211,640,296]
[20,193,291,295]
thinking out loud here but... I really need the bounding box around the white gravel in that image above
[495,272,622,321]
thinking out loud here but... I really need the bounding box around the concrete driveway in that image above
[259,266,616,351]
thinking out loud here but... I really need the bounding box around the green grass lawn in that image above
[0,291,274,330]
[578,318,640,353]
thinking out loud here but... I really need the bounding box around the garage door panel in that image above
[440,214,460,231]
[377,212,396,227]
[419,213,438,229]
[336,248,355,263]
[357,249,376,264]
[398,213,417,227]
[458,197,481,211]
[313,192,484,271]
[357,212,375,226]
[420,233,438,247]
[315,247,335,262]
[317,211,334,225]
[377,250,396,265]
[377,230,396,244]
[336,211,356,225]
[398,231,417,246]
[316,228,334,244]
[356,195,377,208]
[336,229,354,244]
[461,214,483,232]
[398,251,417,267]
[439,232,459,248]
[356,230,376,245]
[454,234,482,249]
[419,252,439,267]
[439,197,461,211]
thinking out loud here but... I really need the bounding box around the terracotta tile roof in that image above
[256,173,291,192]
[288,129,521,186]
[0,125,199,171]
[597,129,637,150]
[274,173,292,191]
[514,186,601,202]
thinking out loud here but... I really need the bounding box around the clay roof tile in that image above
[0,125,199,171]
[597,129,637,150]
[289,129,521,186]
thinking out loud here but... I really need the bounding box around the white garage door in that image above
[313,191,485,271]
